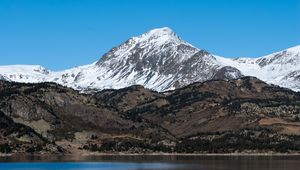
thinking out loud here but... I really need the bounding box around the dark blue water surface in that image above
[1,155,300,170]
[0,162,182,170]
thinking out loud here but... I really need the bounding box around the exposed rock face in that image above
[0,77,300,154]
[212,66,243,80]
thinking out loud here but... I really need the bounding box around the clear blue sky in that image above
[0,0,299,70]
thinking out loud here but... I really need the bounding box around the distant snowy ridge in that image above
[0,65,49,83]
[215,45,300,91]
[0,27,299,92]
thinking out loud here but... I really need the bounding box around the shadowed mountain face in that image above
[0,77,300,154]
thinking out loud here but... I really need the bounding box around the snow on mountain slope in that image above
[92,27,242,91]
[215,45,300,91]
[0,65,49,83]
[0,27,299,92]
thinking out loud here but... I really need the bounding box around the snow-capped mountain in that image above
[92,27,242,91]
[0,27,299,92]
[216,45,300,91]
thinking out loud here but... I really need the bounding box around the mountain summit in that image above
[0,27,299,92]
[93,27,241,91]
[97,27,196,65]
[131,27,184,46]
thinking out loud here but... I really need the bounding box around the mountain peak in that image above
[133,27,183,46]
[146,27,175,36]
[98,27,197,64]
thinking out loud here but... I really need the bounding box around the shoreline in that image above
[2,152,300,157]
[1,152,300,163]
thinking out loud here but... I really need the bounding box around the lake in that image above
[0,155,300,170]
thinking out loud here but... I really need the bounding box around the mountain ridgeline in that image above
[0,27,299,92]
[1,77,300,154]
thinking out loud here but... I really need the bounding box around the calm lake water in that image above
[0,155,300,170]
